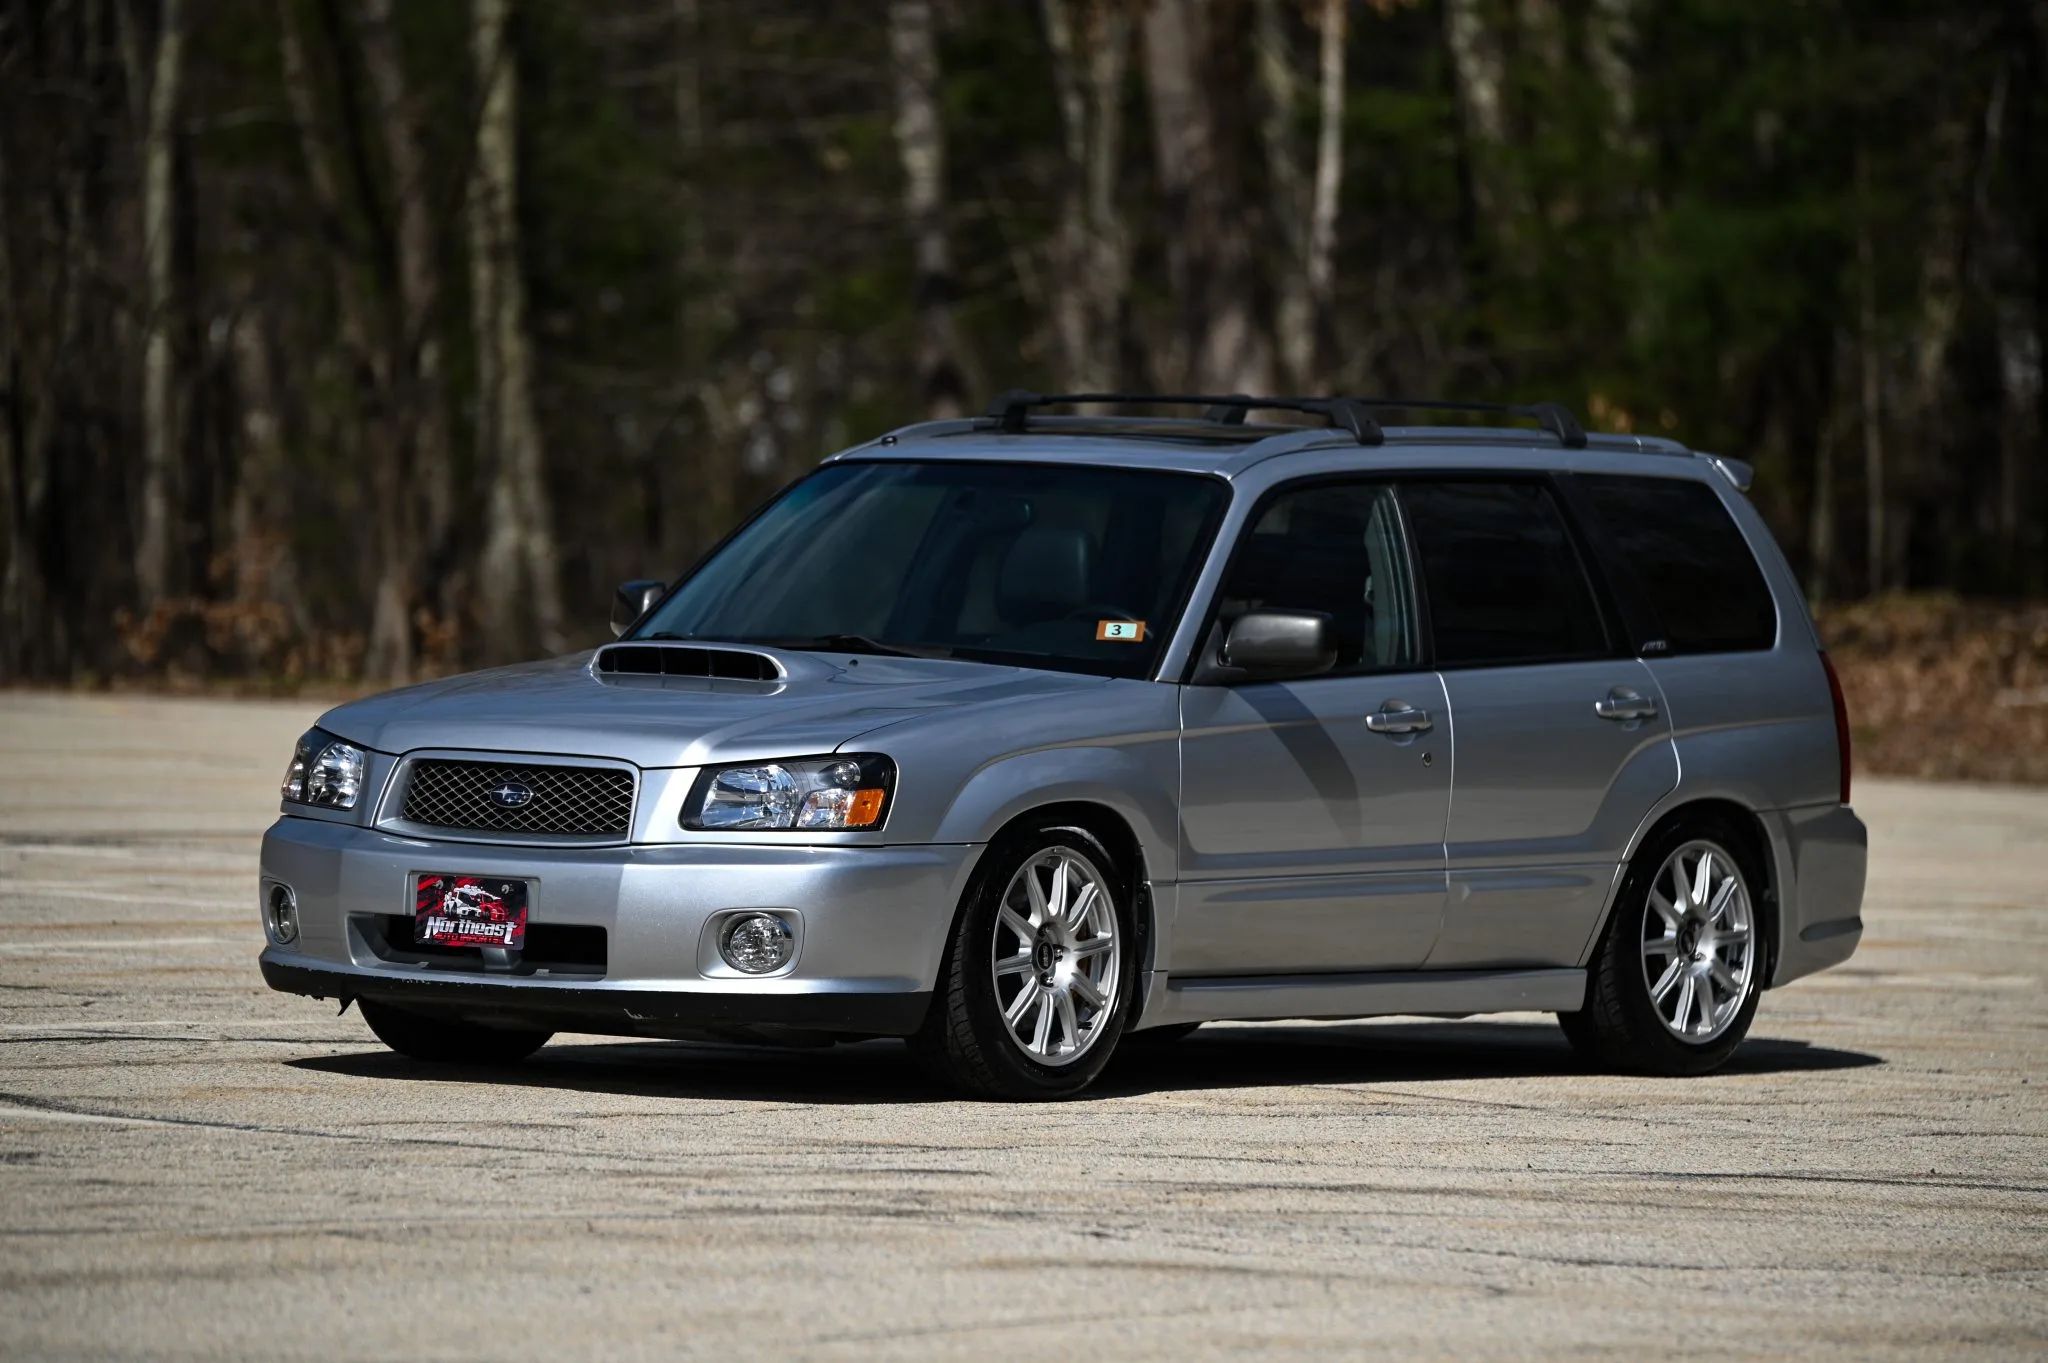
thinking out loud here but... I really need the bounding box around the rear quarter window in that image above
[1578,474,1777,654]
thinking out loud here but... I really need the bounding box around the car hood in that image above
[316,647,1115,769]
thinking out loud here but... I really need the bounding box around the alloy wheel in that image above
[989,847,1121,1067]
[1640,838,1757,1043]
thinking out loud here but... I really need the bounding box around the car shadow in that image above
[287,1019,1882,1106]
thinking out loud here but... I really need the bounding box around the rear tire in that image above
[359,998,552,1064]
[910,822,1137,1099]
[1559,816,1767,1076]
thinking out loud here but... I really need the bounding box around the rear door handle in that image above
[1365,701,1433,735]
[1594,687,1658,721]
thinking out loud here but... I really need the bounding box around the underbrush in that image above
[1817,596,2048,785]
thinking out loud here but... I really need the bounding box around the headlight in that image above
[683,754,894,832]
[280,729,366,810]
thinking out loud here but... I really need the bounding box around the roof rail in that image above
[980,390,1592,450]
[982,390,1385,446]
[1336,397,1589,449]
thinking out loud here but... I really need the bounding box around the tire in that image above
[910,822,1138,1099]
[1559,816,1768,1076]
[359,998,552,1065]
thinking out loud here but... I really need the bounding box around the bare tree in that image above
[1042,0,1131,390]
[1444,0,1513,225]
[356,0,456,589]
[136,0,185,607]
[1257,0,1347,389]
[471,0,566,658]
[1142,0,1269,394]
[1586,0,1640,161]
[888,0,968,417]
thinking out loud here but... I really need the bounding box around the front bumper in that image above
[258,815,979,1038]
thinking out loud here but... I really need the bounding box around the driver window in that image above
[1217,481,1418,672]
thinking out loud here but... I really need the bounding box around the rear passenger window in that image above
[1402,481,1609,666]
[1578,475,1777,653]
[1216,481,1418,671]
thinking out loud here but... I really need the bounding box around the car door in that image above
[1398,478,1678,970]
[1176,479,1450,975]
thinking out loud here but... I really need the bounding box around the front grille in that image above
[399,760,634,837]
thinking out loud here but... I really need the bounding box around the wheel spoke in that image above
[1710,960,1740,994]
[1674,974,1696,1030]
[1650,959,1684,1004]
[998,907,1035,947]
[1024,865,1050,925]
[1719,926,1751,946]
[995,951,1033,978]
[1649,891,1683,932]
[1055,990,1081,1053]
[1071,972,1106,1010]
[1707,877,1738,924]
[1030,993,1054,1053]
[1694,974,1717,1031]
[1046,859,1070,924]
[1072,934,1113,958]
[1064,881,1098,933]
[1004,983,1039,1028]
[1643,932,1678,958]
[1691,851,1715,909]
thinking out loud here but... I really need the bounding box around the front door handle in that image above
[1365,701,1433,735]
[1594,686,1659,722]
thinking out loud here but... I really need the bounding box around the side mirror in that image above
[1218,610,1336,680]
[611,579,666,637]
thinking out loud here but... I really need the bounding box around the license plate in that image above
[413,873,528,950]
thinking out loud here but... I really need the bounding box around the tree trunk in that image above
[1586,0,1640,161]
[887,0,968,418]
[472,0,566,659]
[355,0,455,596]
[1041,0,1130,390]
[1445,0,1510,223]
[1256,0,1345,390]
[136,0,185,608]
[1142,0,1268,394]
[1855,154,1886,596]
[226,295,306,634]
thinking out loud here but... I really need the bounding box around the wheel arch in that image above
[1599,796,1781,984]
[952,798,1160,1014]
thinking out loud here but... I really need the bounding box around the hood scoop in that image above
[595,642,782,682]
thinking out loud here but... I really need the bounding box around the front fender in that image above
[927,743,1181,881]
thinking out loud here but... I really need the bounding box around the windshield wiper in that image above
[746,633,953,660]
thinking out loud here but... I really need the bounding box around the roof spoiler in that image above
[1703,454,1755,492]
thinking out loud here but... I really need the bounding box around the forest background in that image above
[3,0,2043,778]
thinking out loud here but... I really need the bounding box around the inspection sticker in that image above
[1095,620,1147,642]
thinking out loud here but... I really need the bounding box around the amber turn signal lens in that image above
[847,788,887,827]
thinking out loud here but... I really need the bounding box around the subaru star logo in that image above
[489,781,534,809]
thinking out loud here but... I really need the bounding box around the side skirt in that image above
[1143,967,1587,1028]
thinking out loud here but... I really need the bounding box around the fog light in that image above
[720,913,793,974]
[266,884,299,944]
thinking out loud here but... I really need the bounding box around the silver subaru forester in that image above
[260,393,1867,1099]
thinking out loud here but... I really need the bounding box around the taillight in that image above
[1819,650,1852,805]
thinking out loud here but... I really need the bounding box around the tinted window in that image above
[1402,481,1608,665]
[1215,481,1417,671]
[1578,475,1777,653]
[635,461,1225,679]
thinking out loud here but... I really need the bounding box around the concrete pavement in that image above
[0,692,2041,1360]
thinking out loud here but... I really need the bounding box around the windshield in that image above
[634,460,1228,678]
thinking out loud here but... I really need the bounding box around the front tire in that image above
[911,822,1136,1099]
[359,998,552,1065]
[1559,818,1766,1076]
